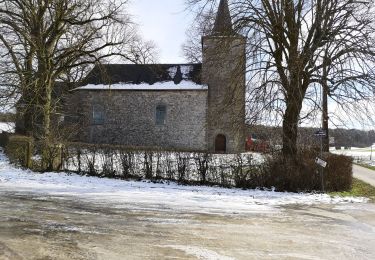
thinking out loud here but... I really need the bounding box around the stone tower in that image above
[202,0,246,154]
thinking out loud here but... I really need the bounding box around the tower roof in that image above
[212,0,235,35]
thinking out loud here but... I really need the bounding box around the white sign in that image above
[315,157,327,168]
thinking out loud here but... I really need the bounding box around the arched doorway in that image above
[215,134,226,153]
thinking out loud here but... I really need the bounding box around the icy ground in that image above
[0,151,367,215]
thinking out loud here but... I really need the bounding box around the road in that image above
[0,189,374,260]
[353,165,375,186]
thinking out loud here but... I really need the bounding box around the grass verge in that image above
[330,178,375,202]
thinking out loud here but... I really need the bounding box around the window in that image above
[156,105,167,125]
[92,104,105,125]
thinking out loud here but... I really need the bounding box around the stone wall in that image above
[64,89,208,151]
[202,36,246,154]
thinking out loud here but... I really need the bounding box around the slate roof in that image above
[212,0,235,35]
[82,63,202,86]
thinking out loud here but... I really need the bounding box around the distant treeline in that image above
[247,125,375,148]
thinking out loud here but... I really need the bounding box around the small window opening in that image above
[156,105,167,125]
[92,104,105,125]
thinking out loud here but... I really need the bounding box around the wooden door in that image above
[215,134,226,153]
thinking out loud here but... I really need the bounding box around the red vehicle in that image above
[246,136,270,153]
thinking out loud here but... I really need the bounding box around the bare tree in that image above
[186,0,375,157]
[182,9,215,63]
[0,0,156,145]
[0,0,159,171]
[127,38,159,64]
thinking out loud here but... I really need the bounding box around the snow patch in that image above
[0,122,15,133]
[180,65,194,78]
[161,245,235,260]
[331,145,374,165]
[167,65,194,79]
[0,152,368,215]
[168,66,177,78]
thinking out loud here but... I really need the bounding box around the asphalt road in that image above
[353,165,375,186]
[0,190,374,260]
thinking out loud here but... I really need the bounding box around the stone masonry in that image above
[67,89,208,151]
[201,0,246,154]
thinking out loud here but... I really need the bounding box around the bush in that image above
[58,142,351,192]
[194,153,210,184]
[143,152,153,179]
[100,148,116,178]
[230,154,262,189]
[177,153,189,183]
[39,142,64,172]
[0,132,10,147]
[262,150,352,192]
[323,153,352,191]
[5,135,33,168]
[119,150,135,178]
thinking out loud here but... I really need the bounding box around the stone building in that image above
[65,0,246,153]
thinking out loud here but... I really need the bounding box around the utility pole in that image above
[322,83,329,152]
[322,55,330,152]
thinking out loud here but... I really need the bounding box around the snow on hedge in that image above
[0,122,15,133]
[0,151,367,214]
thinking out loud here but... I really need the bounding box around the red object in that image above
[246,136,270,153]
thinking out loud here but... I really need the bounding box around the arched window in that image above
[156,105,167,125]
[92,104,105,125]
[215,134,226,153]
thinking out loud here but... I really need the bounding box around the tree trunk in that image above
[42,82,52,142]
[41,79,53,171]
[23,107,35,135]
[282,94,303,158]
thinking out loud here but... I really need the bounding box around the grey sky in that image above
[130,0,194,63]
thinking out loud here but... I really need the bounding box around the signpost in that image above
[314,129,327,137]
[314,129,327,192]
[315,157,327,168]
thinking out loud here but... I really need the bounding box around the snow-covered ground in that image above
[0,151,368,215]
[331,144,375,166]
[0,121,15,133]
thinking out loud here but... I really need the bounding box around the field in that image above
[331,145,375,167]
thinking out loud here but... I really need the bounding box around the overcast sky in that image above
[130,0,194,63]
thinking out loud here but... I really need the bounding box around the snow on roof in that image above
[74,80,208,91]
[168,65,194,79]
